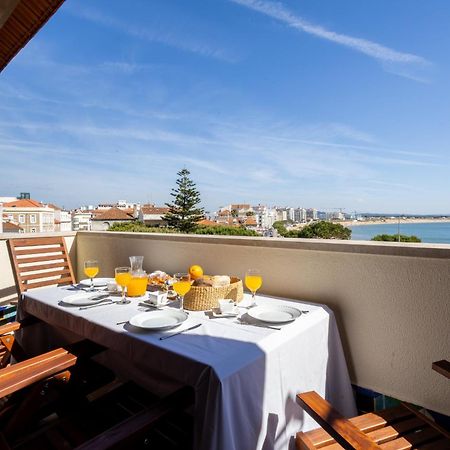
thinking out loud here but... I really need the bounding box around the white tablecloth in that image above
[18,288,356,450]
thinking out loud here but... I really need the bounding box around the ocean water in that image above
[349,222,450,244]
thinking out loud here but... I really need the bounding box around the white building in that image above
[306,208,318,221]
[294,208,307,223]
[72,211,93,231]
[48,204,72,232]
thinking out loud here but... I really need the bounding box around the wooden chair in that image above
[0,322,194,449]
[296,361,450,450]
[7,236,75,296]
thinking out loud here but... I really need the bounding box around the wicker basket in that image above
[183,276,244,311]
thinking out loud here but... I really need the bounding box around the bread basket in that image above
[183,276,243,311]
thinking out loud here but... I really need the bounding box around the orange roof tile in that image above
[141,206,169,215]
[3,199,44,208]
[244,216,257,226]
[92,207,135,221]
[198,219,221,227]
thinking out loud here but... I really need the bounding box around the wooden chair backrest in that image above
[7,237,75,295]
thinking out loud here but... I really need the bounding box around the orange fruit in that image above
[189,265,204,280]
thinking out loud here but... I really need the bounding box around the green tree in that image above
[371,234,421,243]
[272,220,288,237]
[194,225,258,236]
[286,221,351,240]
[163,168,204,233]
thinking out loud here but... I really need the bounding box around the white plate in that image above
[129,310,188,330]
[79,278,114,287]
[247,305,301,323]
[61,293,110,306]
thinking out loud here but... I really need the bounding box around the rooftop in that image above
[3,198,45,208]
[92,207,135,221]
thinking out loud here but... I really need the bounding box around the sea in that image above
[349,222,450,244]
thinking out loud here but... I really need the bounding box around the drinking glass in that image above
[84,260,99,291]
[245,269,262,308]
[115,267,132,304]
[172,273,192,311]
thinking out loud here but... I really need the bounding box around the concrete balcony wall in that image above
[76,231,450,416]
[0,232,77,303]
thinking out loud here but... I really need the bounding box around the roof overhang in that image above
[0,0,65,72]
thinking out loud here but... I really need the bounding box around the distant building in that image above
[138,205,170,226]
[221,204,252,213]
[72,210,93,231]
[48,204,72,232]
[91,207,135,231]
[197,219,221,227]
[2,198,55,233]
[294,208,307,223]
[306,208,318,221]
[252,205,277,229]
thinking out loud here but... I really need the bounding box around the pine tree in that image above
[163,169,204,232]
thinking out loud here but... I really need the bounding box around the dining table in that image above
[17,285,357,450]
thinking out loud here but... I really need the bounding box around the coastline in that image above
[343,218,450,227]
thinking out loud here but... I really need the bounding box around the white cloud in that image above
[65,4,237,63]
[230,0,429,66]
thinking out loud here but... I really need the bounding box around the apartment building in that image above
[72,210,93,231]
[2,199,55,233]
[48,204,72,232]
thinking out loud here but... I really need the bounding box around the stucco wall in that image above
[0,232,77,303]
[76,231,450,415]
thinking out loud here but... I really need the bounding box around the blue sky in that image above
[1,0,450,214]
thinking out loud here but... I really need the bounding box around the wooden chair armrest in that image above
[0,348,77,397]
[76,386,194,450]
[432,360,450,379]
[0,322,20,336]
[297,391,381,450]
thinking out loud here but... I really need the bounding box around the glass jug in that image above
[128,256,147,297]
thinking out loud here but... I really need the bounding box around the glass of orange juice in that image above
[115,267,132,304]
[245,269,262,308]
[172,273,192,311]
[84,260,99,291]
[127,270,148,297]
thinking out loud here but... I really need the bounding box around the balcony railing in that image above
[0,230,449,417]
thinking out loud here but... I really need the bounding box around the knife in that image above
[159,323,202,340]
[79,300,114,310]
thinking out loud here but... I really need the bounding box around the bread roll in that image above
[211,275,231,287]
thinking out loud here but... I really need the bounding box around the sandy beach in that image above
[342,217,450,227]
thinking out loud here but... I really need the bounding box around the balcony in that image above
[0,230,449,420]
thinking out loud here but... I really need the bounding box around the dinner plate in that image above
[129,310,188,330]
[61,292,110,306]
[247,305,301,323]
[79,278,113,287]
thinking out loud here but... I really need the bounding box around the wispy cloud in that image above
[230,0,430,77]
[65,4,237,63]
